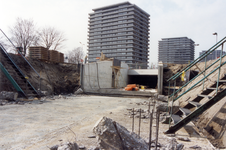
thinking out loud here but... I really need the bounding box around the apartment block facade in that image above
[87,2,150,68]
[199,50,225,62]
[158,37,195,64]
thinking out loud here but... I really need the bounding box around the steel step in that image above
[20,85,33,90]
[171,115,181,124]
[179,108,192,116]
[165,87,226,134]
[218,80,226,83]
[27,94,38,97]
[197,94,212,99]
[206,87,216,90]
[189,101,202,108]
[1,44,40,98]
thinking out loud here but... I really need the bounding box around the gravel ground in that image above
[0,95,214,150]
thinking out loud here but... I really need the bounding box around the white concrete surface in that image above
[158,62,163,94]
[83,61,113,90]
[84,88,156,96]
[128,69,158,75]
[115,62,129,88]
[82,61,129,93]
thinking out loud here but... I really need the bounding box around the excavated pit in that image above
[0,54,80,95]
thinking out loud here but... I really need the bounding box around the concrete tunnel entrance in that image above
[127,69,159,89]
[128,75,158,88]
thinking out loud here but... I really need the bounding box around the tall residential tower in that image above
[88,2,150,68]
[158,37,195,64]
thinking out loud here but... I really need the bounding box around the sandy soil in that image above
[0,95,215,150]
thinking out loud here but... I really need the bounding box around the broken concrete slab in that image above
[156,103,168,112]
[50,142,79,150]
[93,117,148,150]
[166,138,184,150]
[74,88,83,95]
[0,91,18,101]
[177,136,191,142]
[157,95,168,102]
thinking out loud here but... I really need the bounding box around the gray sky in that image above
[1,0,226,65]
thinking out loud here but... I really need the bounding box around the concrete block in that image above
[0,91,18,101]
[158,95,168,102]
[93,117,148,149]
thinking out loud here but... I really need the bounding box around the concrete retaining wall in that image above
[82,61,128,93]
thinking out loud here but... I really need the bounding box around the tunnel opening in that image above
[128,75,158,89]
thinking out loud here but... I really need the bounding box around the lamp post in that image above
[80,42,86,63]
[213,32,218,43]
[193,43,199,62]
[79,42,85,51]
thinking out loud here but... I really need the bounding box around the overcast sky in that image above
[1,0,226,65]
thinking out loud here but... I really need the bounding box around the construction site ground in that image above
[0,95,214,150]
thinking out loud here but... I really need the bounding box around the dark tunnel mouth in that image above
[128,75,158,89]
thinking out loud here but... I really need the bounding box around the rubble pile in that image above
[126,108,150,119]
[49,142,79,150]
[93,117,148,149]
[0,91,18,101]
[0,91,26,106]
[125,99,169,120]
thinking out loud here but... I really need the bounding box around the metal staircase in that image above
[0,44,40,98]
[0,28,42,98]
[164,36,226,134]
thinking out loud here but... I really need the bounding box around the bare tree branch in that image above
[67,47,85,64]
[9,17,38,56]
[38,26,66,50]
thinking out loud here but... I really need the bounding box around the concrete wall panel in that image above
[116,62,129,88]
[83,61,113,92]
[83,61,129,92]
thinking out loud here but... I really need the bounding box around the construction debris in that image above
[157,95,168,102]
[189,145,202,149]
[93,117,148,149]
[165,138,184,150]
[177,136,191,142]
[74,88,83,95]
[49,142,79,150]
[124,84,139,91]
[0,91,18,101]
[156,102,168,112]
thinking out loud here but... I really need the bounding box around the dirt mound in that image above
[0,54,80,95]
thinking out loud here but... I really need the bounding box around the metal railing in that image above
[0,29,41,91]
[167,36,226,127]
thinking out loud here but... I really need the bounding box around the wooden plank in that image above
[29,46,48,61]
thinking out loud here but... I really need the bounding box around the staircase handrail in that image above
[169,53,226,98]
[0,44,27,78]
[0,62,26,97]
[167,36,226,82]
[0,44,40,97]
[165,87,226,134]
[0,29,40,78]
[173,61,226,102]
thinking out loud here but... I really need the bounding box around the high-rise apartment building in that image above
[158,37,195,64]
[199,50,225,62]
[88,2,150,68]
